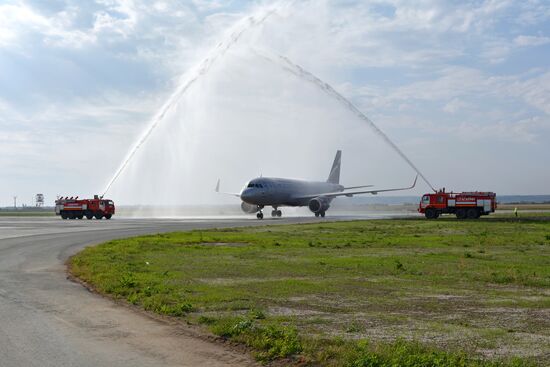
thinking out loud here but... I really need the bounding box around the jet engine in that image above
[241,201,259,214]
[308,196,330,214]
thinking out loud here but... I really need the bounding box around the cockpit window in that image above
[248,183,264,188]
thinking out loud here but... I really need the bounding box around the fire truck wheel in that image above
[95,214,103,220]
[467,208,479,219]
[105,214,112,220]
[456,208,467,219]
[77,215,84,220]
[85,211,93,220]
[61,213,68,220]
[425,208,437,219]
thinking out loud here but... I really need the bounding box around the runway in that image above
[0,215,355,367]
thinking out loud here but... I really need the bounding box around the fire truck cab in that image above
[419,190,497,219]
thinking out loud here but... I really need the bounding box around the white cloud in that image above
[516,0,550,25]
[192,0,226,12]
[1,0,550,203]
[514,35,550,47]
[506,72,550,115]
[368,67,490,106]
[0,1,96,48]
[480,39,513,64]
[443,98,468,113]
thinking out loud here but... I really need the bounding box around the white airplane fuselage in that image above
[240,177,344,207]
[217,150,416,219]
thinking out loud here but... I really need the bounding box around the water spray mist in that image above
[254,51,437,192]
[103,0,436,198]
[102,5,284,197]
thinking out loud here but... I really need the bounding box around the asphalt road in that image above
[0,215,341,367]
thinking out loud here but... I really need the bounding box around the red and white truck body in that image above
[55,196,115,220]
[418,191,497,219]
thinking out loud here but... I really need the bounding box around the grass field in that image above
[69,215,550,366]
[497,204,550,211]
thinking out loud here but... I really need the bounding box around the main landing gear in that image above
[256,207,282,220]
[314,212,326,218]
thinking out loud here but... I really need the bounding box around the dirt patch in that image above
[197,242,249,247]
[268,306,325,317]
[197,276,316,286]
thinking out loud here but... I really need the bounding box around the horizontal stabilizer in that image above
[215,179,241,197]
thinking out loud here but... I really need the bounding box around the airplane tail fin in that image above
[327,150,342,184]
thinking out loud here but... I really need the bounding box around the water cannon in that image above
[94,195,99,200]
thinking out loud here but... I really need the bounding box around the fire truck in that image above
[55,195,115,220]
[418,190,497,219]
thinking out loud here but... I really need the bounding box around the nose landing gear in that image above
[256,206,265,220]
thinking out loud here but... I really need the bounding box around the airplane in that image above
[216,150,417,219]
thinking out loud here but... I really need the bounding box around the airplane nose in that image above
[241,189,254,203]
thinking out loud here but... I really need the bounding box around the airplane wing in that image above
[343,184,374,190]
[215,179,241,197]
[292,175,417,200]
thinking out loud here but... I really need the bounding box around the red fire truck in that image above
[418,190,497,219]
[55,195,115,220]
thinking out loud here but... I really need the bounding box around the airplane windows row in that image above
[247,183,265,188]
[246,182,289,189]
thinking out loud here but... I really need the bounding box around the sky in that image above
[1,0,549,207]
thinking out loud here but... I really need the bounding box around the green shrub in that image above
[395,260,404,271]
[248,325,302,361]
[348,340,488,367]
[141,294,193,316]
[120,272,137,288]
[210,318,302,362]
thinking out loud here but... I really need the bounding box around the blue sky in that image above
[0,0,549,206]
